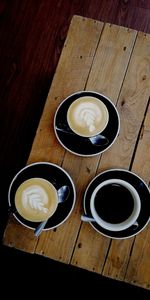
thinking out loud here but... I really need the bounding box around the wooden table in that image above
[3,15,150,290]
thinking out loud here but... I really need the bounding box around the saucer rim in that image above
[54,90,120,157]
[83,168,150,239]
[8,162,76,231]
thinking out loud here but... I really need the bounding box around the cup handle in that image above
[129,221,139,231]
[133,221,139,227]
[81,214,95,222]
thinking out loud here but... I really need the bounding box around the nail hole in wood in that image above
[142,75,146,81]
[86,167,91,174]
[121,99,125,106]
[78,243,82,248]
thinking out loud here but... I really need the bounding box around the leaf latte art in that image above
[78,106,99,133]
[67,96,109,137]
[15,178,58,222]
[22,186,49,214]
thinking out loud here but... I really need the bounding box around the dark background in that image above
[0,1,150,297]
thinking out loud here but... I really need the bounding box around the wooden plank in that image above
[102,32,150,287]
[3,216,37,253]
[125,105,150,289]
[131,103,150,184]
[87,23,137,100]
[72,221,110,273]
[102,238,134,281]
[35,211,82,262]
[126,225,150,289]
[3,16,104,255]
[71,23,137,271]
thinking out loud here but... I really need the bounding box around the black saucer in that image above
[54,91,120,156]
[83,169,150,239]
[9,162,76,230]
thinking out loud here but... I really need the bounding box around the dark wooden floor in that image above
[0,1,150,296]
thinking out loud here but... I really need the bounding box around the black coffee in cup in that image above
[94,183,134,224]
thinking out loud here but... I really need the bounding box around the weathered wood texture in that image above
[3,16,150,290]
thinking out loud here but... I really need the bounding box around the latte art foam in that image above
[67,96,109,137]
[15,178,58,222]
[74,103,102,133]
[22,186,49,214]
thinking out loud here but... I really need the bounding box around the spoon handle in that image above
[56,126,74,135]
[89,135,109,146]
[34,220,47,237]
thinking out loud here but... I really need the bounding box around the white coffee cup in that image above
[90,179,141,231]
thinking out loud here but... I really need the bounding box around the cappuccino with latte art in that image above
[15,178,58,222]
[67,96,109,137]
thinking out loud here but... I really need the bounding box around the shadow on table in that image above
[0,244,149,298]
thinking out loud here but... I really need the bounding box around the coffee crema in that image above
[15,178,58,222]
[67,96,109,137]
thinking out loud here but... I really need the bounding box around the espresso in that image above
[15,178,58,222]
[94,184,134,224]
[67,96,109,137]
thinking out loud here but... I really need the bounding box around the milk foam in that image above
[74,102,102,132]
[15,178,59,222]
[67,96,109,137]
[22,185,48,214]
